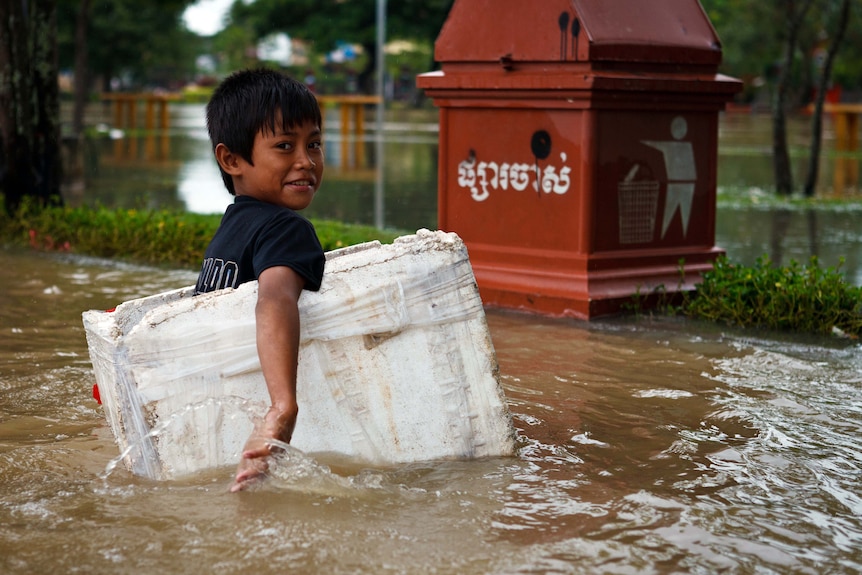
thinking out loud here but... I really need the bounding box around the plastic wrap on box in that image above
[83,229,517,480]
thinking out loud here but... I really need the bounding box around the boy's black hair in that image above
[206,68,322,195]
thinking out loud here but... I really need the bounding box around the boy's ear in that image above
[214,143,243,176]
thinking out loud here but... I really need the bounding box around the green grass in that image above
[0,202,404,269]
[681,255,862,338]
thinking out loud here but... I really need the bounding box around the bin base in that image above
[468,245,724,319]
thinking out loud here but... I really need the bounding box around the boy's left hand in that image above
[230,404,298,492]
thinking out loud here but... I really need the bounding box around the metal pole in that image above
[374,0,386,229]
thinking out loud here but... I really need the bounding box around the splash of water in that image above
[100,396,265,480]
[99,397,391,495]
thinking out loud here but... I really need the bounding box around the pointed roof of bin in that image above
[433,0,723,69]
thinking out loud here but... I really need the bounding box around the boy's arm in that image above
[255,264,305,439]
[232,265,305,490]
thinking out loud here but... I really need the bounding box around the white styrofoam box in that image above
[83,229,517,480]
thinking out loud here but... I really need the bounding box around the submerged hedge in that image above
[681,255,862,338]
[0,203,403,268]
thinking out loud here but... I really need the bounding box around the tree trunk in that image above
[772,84,793,195]
[72,0,91,136]
[64,0,92,205]
[0,0,35,213]
[357,40,377,95]
[0,0,62,214]
[772,0,815,197]
[804,0,851,198]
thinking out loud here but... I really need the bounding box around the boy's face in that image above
[228,117,324,210]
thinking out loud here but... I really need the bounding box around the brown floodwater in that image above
[2,246,861,574]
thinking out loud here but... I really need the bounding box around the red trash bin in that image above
[417,0,742,319]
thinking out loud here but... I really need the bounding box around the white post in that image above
[374,0,387,229]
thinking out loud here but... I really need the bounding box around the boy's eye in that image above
[309,141,323,150]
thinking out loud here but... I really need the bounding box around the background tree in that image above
[57,0,200,93]
[704,0,857,197]
[227,0,453,94]
[804,0,853,197]
[1,0,202,212]
[771,0,816,196]
[702,0,778,104]
[0,0,62,213]
[71,0,91,137]
[211,22,260,72]
[830,6,862,88]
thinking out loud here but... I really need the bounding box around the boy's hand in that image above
[231,404,299,492]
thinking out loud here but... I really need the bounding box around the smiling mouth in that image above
[287,179,315,189]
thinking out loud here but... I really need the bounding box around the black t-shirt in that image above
[195,196,325,295]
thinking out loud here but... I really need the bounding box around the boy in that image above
[195,68,325,492]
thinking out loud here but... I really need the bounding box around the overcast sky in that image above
[183,0,234,36]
